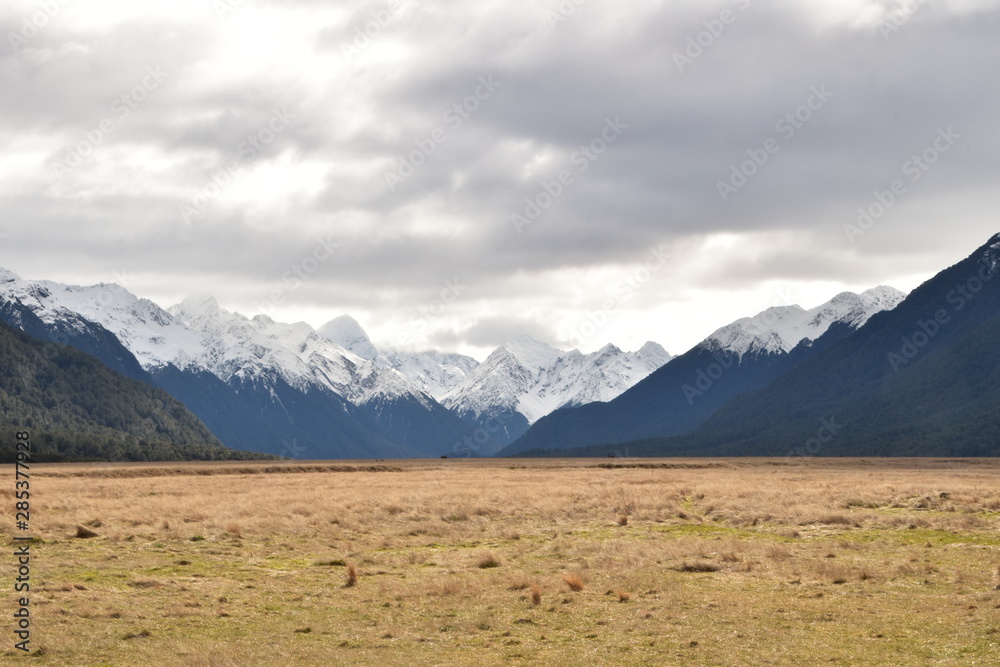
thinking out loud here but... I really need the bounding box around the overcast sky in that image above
[2,0,998,360]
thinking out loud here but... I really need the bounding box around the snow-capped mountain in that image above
[170,297,425,408]
[317,315,481,400]
[318,315,384,365]
[0,271,204,370]
[0,274,445,413]
[382,349,480,400]
[702,286,906,358]
[502,286,906,456]
[0,272,474,458]
[440,335,671,451]
[0,267,678,458]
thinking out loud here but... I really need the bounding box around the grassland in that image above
[3,458,1000,665]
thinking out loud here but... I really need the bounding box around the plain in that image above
[3,457,999,665]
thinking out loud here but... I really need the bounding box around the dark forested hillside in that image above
[520,234,1000,458]
[0,320,272,462]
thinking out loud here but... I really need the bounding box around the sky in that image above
[1,0,998,361]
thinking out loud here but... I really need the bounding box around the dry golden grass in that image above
[4,457,1000,665]
[344,562,358,588]
[476,552,501,569]
[562,572,585,592]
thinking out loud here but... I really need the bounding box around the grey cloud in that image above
[458,316,559,350]
[2,0,999,354]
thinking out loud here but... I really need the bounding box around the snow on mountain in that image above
[0,274,207,369]
[443,335,672,425]
[558,341,672,408]
[981,233,1000,271]
[318,315,382,364]
[0,273,433,409]
[383,350,480,400]
[0,268,671,449]
[701,286,906,359]
[169,298,434,408]
[317,316,483,399]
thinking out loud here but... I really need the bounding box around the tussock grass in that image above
[562,573,585,591]
[74,525,99,538]
[476,552,501,569]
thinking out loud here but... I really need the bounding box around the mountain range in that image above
[3,233,998,460]
[513,234,1000,458]
[502,286,905,455]
[0,269,670,458]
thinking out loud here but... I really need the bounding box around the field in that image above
[4,458,1000,665]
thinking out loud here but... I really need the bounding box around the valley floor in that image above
[4,457,999,665]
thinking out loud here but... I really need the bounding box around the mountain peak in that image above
[318,315,379,361]
[861,285,906,307]
[979,233,1000,269]
[595,342,623,356]
[703,288,905,358]
[499,335,561,369]
[176,294,220,315]
[636,341,671,363]
[638,340,666,353]
[0,267,21,283]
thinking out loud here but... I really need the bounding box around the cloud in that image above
[458,316,559,350]
[2,0,999,357]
